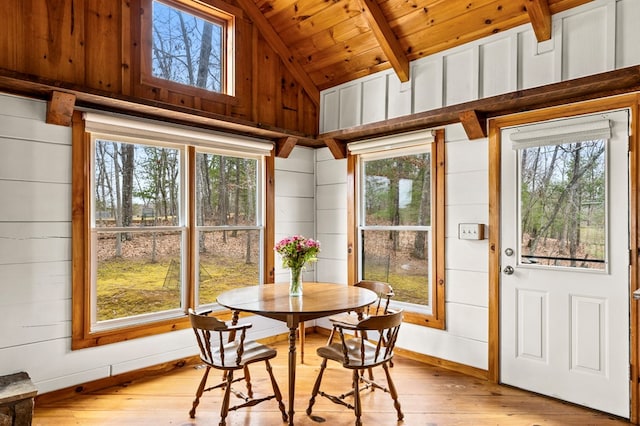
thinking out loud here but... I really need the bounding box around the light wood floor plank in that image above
[33,334,629,425]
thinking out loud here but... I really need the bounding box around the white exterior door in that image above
[500,109,630,417]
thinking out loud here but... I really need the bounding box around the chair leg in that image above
[366,367,374,382]
[353,369,362,426]
[189,365,211,418]
[306,358,328,415]
[382,362,404,421]
[326,327,336,344]
[242,365,253,398]
[219,370,234,426]
[265,359,288,422]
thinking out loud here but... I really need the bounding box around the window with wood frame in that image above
[348,129,445,328]
[71,112,272,348]
[141,0,236,96]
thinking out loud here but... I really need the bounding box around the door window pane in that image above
[518,140,606,270]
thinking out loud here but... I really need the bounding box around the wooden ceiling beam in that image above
[357,0,410,82]
[526,0,552,42]
[319,65,640,143]
[0,70,324,147]
[275,136,298,158]
[46,91,76,126]
[235,0,320,106]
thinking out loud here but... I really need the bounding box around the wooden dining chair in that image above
[327,280,395,328]
[188,309,288,426]
[306,310,404,426]
[326,280,396,370]
[299,281,394,364]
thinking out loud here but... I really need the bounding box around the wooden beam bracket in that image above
[324,137,347,159]
[275,136,298,158]
[459,110,487,140]
[46,91,76,126]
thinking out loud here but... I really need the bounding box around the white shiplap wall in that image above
[0,94,197,393]
[274,147,317,283]
[0,93,310,394]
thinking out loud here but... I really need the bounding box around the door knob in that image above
[503,266,514,275]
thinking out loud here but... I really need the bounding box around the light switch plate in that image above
[458,223,485,240]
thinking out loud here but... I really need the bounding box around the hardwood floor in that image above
[33,333,629,425]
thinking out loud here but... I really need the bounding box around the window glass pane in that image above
[152,1,224,92]
[95,140,181,228]
[96,231,183,322]
[197,229,261,306]
[519,140,606,270]
[361,229,430,305]
[196,153,257,226]
[363,153,431,226]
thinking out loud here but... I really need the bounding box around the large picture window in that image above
[72,112,271,348]
[348,129,445,328]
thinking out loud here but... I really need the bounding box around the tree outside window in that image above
[93,140,184,326]
[195,153,262,306]
[360,152,431,306]
[349,129,445,329]
[149,0,230,94]
[72,113,270,348]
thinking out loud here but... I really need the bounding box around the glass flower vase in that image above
[289,266,303,296]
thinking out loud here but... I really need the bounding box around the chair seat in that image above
[317,338,390,368]
[328,312,361,326]
[207,340,278,369]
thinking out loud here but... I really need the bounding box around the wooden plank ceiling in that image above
[246,0,592,91]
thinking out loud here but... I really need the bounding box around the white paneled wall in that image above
[0,93,293,394]
[320,0,639,133]
[315,148,348,285]
[274,147,317,283]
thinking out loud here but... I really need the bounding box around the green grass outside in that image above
[365,264,429,305]
[96,257,258,321]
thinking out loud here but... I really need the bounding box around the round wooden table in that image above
[217,282,378,425]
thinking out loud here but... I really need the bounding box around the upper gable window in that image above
[145,0,235,95]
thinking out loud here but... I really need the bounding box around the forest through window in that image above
[359,150,432,309]
[518,139,607,270]
[91,137,263,330]
[151,0,227,93]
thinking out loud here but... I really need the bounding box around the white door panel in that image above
[500,109,630,417]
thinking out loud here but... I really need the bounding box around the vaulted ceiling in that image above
[236,0,592,100]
